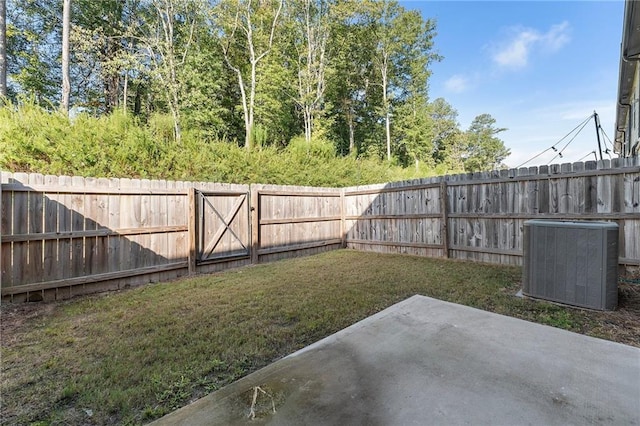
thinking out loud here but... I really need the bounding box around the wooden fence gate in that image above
[196,190,251,264]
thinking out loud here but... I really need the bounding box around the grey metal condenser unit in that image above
[523,220,618,310]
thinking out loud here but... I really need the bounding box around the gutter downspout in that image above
[616,102,630,158]
[617,50,640,157]
[618,0,640,156]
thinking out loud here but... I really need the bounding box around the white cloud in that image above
[493,30,539,69]
[542,22,571,52]
[444,74,470,93]
[492,21,571,70]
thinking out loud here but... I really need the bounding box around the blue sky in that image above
[401,0,624,168]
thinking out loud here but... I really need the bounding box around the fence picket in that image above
[2,159,639,301]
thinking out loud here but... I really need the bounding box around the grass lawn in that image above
[1,249,639,425]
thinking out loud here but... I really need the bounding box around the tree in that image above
[7,0,142,112]
[219,0,283,151]
[391,8,439,169]
[253,43,297,147]
[290,0,330,144]
[61,0,71,114]
[369,0,399,162]
[325,0,382,156]
[395,94,432,170]
[5,0,61,103]
[179,16,235,141]
[365,0,438,162]
[71,0,142,114]
[429,98,462,170]
[6,0,468,178]
[0,0,6,97]
[463,113,510,172]
[141,0,202,143]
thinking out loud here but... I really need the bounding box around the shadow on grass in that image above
[1,250,638,425]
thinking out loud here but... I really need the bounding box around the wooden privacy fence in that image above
[1,157,639,302]
[195,189,251,265]
[0,172,343,302]
[345,158,640,268]
[191,184,343,266]
[344,181,446,258]
[250,184,343,264]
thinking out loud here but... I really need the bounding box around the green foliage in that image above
[254,45,298,147]
[6,0,61,103]
[1,102,166,178]
[0,102,420,186]
[463,113,511,172]
[286,135,334,160]
[179,25,231,140]
[394,94,434,169]
[5,0,510,171]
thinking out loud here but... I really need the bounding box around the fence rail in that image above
[251,184,343,264]
[344,157,640,267]
[2,156,639,302]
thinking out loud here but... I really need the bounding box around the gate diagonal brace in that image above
[201,194,248,259]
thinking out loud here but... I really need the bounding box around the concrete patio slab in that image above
[151,295,640,426]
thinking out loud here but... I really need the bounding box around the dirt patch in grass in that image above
[588,283,640,346]
[1,250,639,425]
[1,302,56,346]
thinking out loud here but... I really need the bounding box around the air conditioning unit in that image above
[523,220,618,311]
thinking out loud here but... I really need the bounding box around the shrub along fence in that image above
[1,157,639,302]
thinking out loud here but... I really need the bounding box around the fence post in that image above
[340,188,346,248]
[188,187,197,275]
[0,179,2,290]
[440,181,449,258]
[250,185,260,264]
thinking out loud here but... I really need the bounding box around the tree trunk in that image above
[304,106,312,143]
[349,123,355,153]
[376,43,392,161]
[171,90,181,143]
[123,72,128,112]
[101,41,120,113]
[134,81,142,115]
[0,0,6,98]
[305,0,313,143]
[296,0,328,145]
[385,110,391,161]
[247,59,257,151]
[234,70,250,150]
[220,0,282,152]
[343,97,355,154]
[382,62,391,162]
[61,0,71,114]
[108,59,120,112]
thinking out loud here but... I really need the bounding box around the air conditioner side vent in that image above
[523,220,618,311]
